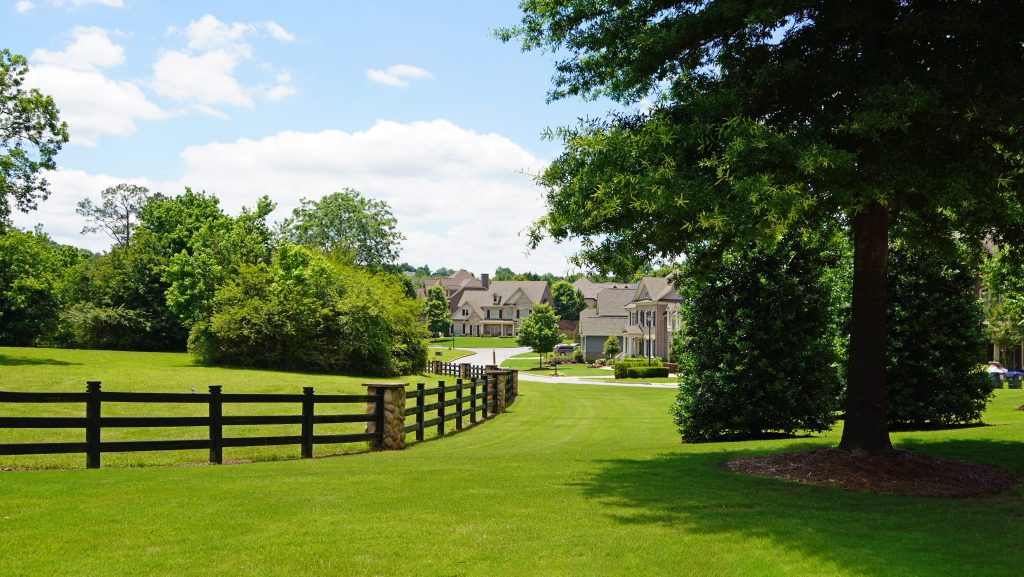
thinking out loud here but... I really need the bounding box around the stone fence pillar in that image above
[485,370,507,414]
[508,370,519,402]
[459,363,471,379]
[431,360,442,375]
[363,383,407,450]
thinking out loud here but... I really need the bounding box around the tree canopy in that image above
[284,189,405,268]
[0,49,69,222]
[76,183,152,249]
[423,284,452,336]
[515,303,561,368]
[503,1,1024,452]
[550,279,585,320]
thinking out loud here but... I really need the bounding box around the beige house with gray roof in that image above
[450,280,552,337]
[577,276,682,361]
[578,286,634,361]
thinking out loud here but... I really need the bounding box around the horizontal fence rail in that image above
[0,364,518,470]
[0,383,379,469]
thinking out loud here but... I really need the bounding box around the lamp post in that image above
[642,321,652,366]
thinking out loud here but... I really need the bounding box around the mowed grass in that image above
[1,347,1024,576]
[429,336,522,348]
[0,347,439,468]
[501,356,677,382]
[425,347,474,363]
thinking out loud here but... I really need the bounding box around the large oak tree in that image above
[502,1,1024,452]
[1,49,68,222]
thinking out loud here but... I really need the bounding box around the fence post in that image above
[301,387,314,459]
[362,383,407,450]
[470,379,478,425]
[436,380,446,437]
[415,383,425,442]
[485,371,507,415]
[85,381,102,469]
[456,379,464,431]
[459,363,471,379]
[209,385,223,464]
[482,379,490,419]
[431,360,442,375]
[509,370,519,403]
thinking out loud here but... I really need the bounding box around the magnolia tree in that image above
[423,285,452,337]
[503,1,1024,453]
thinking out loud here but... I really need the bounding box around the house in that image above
[416,269,489,302]
[450,280,552,337]
[577,276,682,361]
[578,286,633,361]
[620,277,683,361]
[572,277,635,309]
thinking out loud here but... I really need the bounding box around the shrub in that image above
[614,357,662,378]
[886,242,991,428]
[573,347,584,362]
[55,302,151,350]
[624,366,670,378]
[189,244,426,376]
[602,334,620,358]
[671,236,843,442]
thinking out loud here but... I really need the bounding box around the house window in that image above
[498,310,503,319]
[493,294,501,304]
[462,309,469,316]
[516,309,520,319]
[486,310,491,319]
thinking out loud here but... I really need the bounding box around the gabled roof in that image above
[633,276,681,303]
[579,307,627,337]
[453,281,550,318]
[573,278,636,301]
[595,287,634,317]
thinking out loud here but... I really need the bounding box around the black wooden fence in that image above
[404,377,499,442]
[0,382,378,469]
[0,366,516,469]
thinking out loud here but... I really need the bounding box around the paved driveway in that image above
[452,346,532,367]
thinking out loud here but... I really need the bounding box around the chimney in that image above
[481,273,490,289]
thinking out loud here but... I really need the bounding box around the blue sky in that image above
[3,0,616,274]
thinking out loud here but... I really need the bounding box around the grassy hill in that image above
[1,346,1023,576]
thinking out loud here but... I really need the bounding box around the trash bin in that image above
[990,373,1004,389]
[1008,372,1023,390]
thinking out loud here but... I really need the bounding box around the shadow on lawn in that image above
[577,439,1024,577]
[0,353,79,367]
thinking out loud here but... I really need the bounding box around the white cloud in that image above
[366,64,434,88]
[14,1,36,13]
[53,0,125,6]
[15,120,577,273]
[152,49,253,107]
[32,25,124,71]
[156,14,296,107]
[26,27,164,146]
[262,21,295,43]
[262,84,297,102]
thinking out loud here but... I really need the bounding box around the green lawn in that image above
[0,347,442,469]
[2,346,1024,576]
[501,356,676,381]
[425,347,474,363]
[428,336,523,348]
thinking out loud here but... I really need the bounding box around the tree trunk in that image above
[838,201,893,453]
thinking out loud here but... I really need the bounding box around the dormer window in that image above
[493,294,501,304]
[462,309,469,316]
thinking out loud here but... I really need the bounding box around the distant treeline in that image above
[0,187,426,376]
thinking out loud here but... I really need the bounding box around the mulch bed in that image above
[724,448,1019,498]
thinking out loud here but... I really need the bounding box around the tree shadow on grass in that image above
[575,440,1024,577]
[0,354,79,367]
